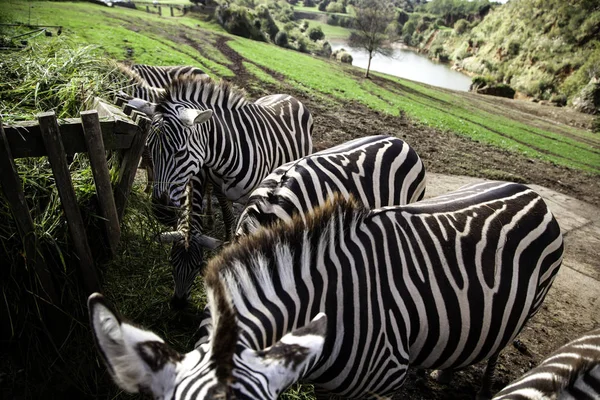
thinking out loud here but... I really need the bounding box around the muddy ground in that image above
[204,36,600,399]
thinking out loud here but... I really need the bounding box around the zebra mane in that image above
[161,75,249,110]
[114,62,160,94]
[203,194,368,380]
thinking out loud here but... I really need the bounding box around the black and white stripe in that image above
[493,327,600,399]
[147,75,313,305]
[236,135,426,237]
[90,181,564,399]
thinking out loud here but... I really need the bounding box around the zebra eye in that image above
[173,148,187,158]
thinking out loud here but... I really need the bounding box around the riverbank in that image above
[329,39,473,91]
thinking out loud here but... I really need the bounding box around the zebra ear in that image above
[88,293,181,396]
[244,313,328,396]
[128,98,157,117]
[179,109,213,127]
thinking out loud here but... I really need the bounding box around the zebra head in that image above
[88,293,328,399]
[146,104,213,213]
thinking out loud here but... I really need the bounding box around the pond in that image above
[330,41,473,92]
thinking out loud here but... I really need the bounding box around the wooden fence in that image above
[0,98,150,305]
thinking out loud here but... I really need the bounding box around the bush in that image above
[402,20,416,37]
[303,0,316,6]
[275,30,289,46]
[320,41,333,57]
[296,36,309,52]
[332,48,353,64]
[326,1,346,13]
[454,19,468,35]
[507,40,520,57]
[307,26,325,41]
[216,3,266,41]
[318,0,329,11]
[300,20,310,32]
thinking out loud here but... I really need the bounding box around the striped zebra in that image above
[493,327,600,399]
[89,181,563,399]
[116,64,233,309]
[140,75,313,307]
[118,63,208,103]
[235,135,426,237]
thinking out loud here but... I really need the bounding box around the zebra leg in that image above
[430,369,455,384]
[476,354,499,400]
[215,189,235,241]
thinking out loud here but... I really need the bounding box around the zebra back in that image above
[235,135,426,237]
[493,327,600,399]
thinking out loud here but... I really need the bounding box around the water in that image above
[330,41,473,92]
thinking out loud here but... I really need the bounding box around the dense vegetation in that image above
[401,0,600,106]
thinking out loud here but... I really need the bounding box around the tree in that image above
[348,0,397,78]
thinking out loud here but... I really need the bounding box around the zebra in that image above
[89,181,564,399]
[235,134,426,237]
[136,74,313,307]
[492,327,600,399]
[116,64,234,309]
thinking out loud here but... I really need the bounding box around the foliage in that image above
[318,0,329,11]
[326,1,346,13]
[0,38,157,399]
[454,18,468,34]
[216,3,267,41]
[303,0,316,6]
[308,25,325,41]
[326,13,353,27]
[348,0,397,77]
[275,30,289,46]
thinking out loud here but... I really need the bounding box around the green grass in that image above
[301,18,351,40]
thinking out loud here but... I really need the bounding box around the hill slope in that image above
[422,0,600,102]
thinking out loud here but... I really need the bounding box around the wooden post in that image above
[81,111,121,258]
[114,116,151,222]
[146,5,149,12]
[0,122,59,305]
[38,112,100,295]
[158,5,161,15]
[170,6,174,16]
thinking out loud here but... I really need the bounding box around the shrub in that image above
[216,4,265,41]
[332,48,353,64]
[326,1,346,13]
[307,26,325,41]
[275,30,289,46]
[300,20,310,32]
[296,36,309,52]
[402,20,416,37]
[454,19,468,35]
[303,0,316,6]
[320,40,333,57]
[507,40,520,57]
[416,19,430,33]
[402,33,413,46]
[318,0,329,11]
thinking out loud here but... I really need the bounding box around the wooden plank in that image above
[0,123,59,305]
[38,112,100,295]
[115,116,151,222]
[81,111,121,258]
[91,97,130,119]
[3,117,137,158]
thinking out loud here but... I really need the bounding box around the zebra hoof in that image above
[430,369,454,384]
[170,295,188,310]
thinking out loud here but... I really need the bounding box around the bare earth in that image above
[205,36,600,398]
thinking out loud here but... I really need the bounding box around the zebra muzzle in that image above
[155,231,224,250]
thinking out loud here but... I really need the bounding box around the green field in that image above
[2,0,598,174]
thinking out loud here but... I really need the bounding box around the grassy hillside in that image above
[2,0,598,174]
[417,0,600,102]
